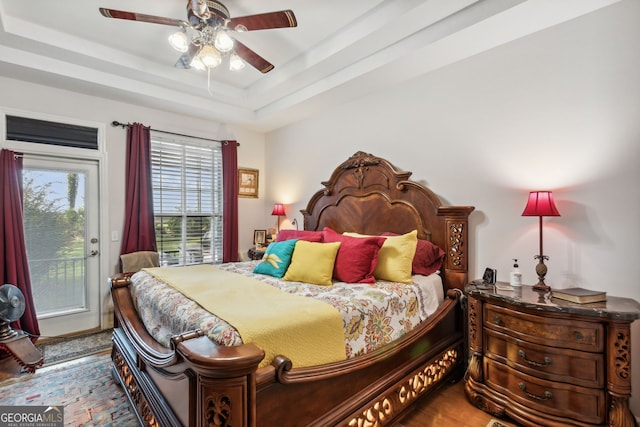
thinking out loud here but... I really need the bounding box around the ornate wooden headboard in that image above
[302,151,474,290]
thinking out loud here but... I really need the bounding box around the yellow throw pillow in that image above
[344,230,418,283]
[283,241,341,286]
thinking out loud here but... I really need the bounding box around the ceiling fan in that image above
[99,0,297,73]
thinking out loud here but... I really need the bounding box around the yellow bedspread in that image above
[143,265,346,368]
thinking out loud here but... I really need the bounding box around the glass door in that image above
[22,156,100,337]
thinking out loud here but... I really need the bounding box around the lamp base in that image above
[532,282,551,292]
[533,255,551,292]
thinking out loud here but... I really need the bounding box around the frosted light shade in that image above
[198,45,221,68]
[189,56,206,71]
[214,31,234,53]
[229,53,245,71]
[168,31,189,52]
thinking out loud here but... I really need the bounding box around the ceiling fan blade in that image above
[227,10,297,32]
[175,44,202,69]
[233,39,274,73]
[99,8,184,27]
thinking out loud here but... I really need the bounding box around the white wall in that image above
[0,77,268,328]
[265,0,640,414]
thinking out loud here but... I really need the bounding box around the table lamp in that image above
[271,203,286,232]
[521,191,560,292]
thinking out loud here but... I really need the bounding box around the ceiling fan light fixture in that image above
[99,3,298,75]
[214,30,234,53]
[198,44,222,68]
[168,30,189,53]
[229,53,245,71]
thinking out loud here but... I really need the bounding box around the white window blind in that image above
[151,133,223,265]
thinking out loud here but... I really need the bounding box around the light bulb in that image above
[214,31,234,53]
[189,56,206,71]
[229,53,245,71]
[198,45,221,68]
[168,31,189,52]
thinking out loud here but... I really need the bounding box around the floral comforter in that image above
[130,261,443,360]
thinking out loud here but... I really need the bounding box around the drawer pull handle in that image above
[519,382,553,401]
[493,315,502,324]
[574,331,584,341]
[518,350,552,367]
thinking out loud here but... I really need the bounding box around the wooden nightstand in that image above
[464,283,640,427]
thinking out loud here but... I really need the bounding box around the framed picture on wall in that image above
[254,229,267,247]
[238,167,259,198]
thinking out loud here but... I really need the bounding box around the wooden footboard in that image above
[111,276,465,427]
[253,289,465,427]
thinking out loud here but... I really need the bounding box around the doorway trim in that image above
[1,108,110,334]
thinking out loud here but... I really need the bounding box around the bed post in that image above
[438,206,475,290]
[176,337,265,427]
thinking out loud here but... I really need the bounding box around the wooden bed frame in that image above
[110,151,475,427]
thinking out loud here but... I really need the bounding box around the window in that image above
[151,133,223,266]
[6,115,99,150]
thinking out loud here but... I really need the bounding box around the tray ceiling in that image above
[0,0,621,132]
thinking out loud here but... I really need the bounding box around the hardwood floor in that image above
[395,380,520,427]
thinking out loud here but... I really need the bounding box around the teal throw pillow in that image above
[252,239,298,278]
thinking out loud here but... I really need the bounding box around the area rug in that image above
[0,352,138,426]
[36,329,114,367]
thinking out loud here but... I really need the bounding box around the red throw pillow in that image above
[276,229,323,242]
[322,227,385,283]
[381,232,445,276]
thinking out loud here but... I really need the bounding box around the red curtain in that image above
[222,140,239,262]
[120,123,157,255]
[0,149,40,339]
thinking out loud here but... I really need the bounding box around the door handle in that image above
[90,250,99,256]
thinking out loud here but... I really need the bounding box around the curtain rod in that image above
[111,121,238,145]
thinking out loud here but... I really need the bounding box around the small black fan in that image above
[0,284,26,341]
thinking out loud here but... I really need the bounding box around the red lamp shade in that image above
[521,191,560,217]
[271,203,286,216]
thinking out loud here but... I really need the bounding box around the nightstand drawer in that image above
[484,328,604,388]
[484,304,603,352]
[484,358,606,425]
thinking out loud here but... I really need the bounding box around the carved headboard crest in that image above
[338,151,381,190]
[339,151,381,170]
[322,151,414,194]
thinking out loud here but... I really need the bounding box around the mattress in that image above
[130,261,444,361]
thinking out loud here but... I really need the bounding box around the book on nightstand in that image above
[551,287,606,304]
